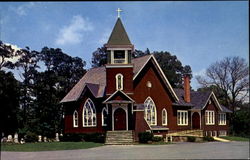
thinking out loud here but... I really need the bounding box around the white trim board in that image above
[103,90,135,103]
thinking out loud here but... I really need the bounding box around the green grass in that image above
[1,142,103,152]
[221,136,249,141]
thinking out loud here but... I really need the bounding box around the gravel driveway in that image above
[1,141,249,160]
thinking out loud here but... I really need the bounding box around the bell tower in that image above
[104,15,134,95]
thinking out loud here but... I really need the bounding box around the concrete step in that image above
[105,130,134,145]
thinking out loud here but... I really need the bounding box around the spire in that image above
[106,18,132,45]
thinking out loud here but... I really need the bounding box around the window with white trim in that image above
[219,113,226,125]
[219,130,227,136]
[177,110,188,125]
[82,98,96,127]
[73,110,78,127]
[144,97,157,125]
[115,74,123,90]
[102,107,108,126]
[162,109,167,125]
[205,110,215,125]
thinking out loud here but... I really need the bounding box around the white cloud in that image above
[11,2,35,16]
[193,68,206,77]
[55,15,93,45]
[191,68,206,90]
[0,43,22,64]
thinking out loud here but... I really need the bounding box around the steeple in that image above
[105,17,134,65]
[107,18,132,46]
[105,10,134,95]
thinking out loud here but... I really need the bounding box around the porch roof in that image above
[104,100,133,104]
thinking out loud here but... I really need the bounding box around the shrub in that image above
[60,133,84,142]
[152,136,163,142]
[138,132,153,143]
[203,136,214,142]
[84,133,106,143]
[60,133,106,143]
[24,131,38,142]
[187,136,196,142]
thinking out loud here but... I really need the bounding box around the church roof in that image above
[61,54,180,103]
[107,18,132,45]
[60,55,152,103]
[173,88,232,113]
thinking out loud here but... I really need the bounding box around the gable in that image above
[60,54,179,103]
[103,90,134,103]
[133,55,179,102]
[202,92,223,111]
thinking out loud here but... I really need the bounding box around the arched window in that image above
[73,110,78,127]
[144,97,157,125]
[162,109,167,125]
[116,74,123,90]
[102,107,108,126]
[82,98,96,127]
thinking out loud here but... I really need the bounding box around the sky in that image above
[0,1,249,90]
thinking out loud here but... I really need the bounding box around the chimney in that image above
[183,74,191,103]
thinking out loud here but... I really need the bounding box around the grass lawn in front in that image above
[1,142,103,152]
[221,136,249,141]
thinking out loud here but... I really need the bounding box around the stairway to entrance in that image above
[105,130,134,145]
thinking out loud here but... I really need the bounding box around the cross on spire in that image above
[116,8,122,18]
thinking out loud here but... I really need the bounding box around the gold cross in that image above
[116,8,122,18]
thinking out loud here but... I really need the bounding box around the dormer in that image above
[104,18,134,65]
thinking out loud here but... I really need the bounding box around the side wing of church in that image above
[60,17,231,143]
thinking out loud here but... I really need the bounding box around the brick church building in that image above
[60,16,231,143]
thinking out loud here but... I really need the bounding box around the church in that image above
[60,14,231,144]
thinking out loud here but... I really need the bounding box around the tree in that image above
[0,41,16,70]
[91,47,107,68]
[231,103,250,137]
[15,47,39,130]
[31,47,86,137]
[197,85,229,106]
[91,47,192,88]
[0,70,20,135]
[196,56,249,113]
[153,51,192,88]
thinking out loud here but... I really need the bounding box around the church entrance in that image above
[114,108,126,130]
[192,112,200,129]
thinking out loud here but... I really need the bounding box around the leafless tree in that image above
[196,56,249,113]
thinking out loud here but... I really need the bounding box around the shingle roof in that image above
[107,18,131,45]
[173,88,232,113]
[60,67,106,103]
[173,89,193,107]
[221,105,233,113]
[60,55,152,103]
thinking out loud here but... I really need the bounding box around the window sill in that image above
[205,124,215,125]
[83,125,97,127]
[177,124,188,126]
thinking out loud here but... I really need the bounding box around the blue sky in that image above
[0,2,248,90]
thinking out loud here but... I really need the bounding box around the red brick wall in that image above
[64,89,105,133]
[133,61,189,133]
[106,67,133,95]
[201,98,229,136]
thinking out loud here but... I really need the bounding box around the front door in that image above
[192,112,200,129]
[114,108,126,130]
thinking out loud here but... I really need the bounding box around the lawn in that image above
[221,136,249,141]
[1,142,103,152]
